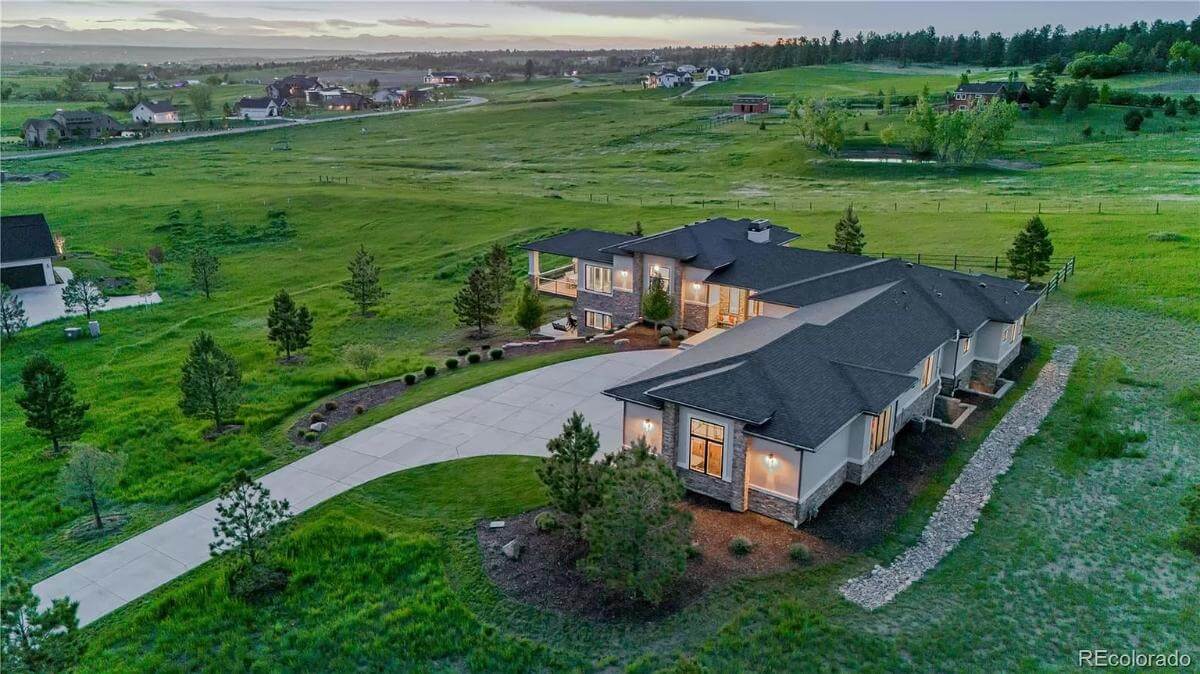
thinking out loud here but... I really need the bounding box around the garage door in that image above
[1,264,48,289]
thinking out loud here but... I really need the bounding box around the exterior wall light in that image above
[642,419,654,433]
[765,453,779,470]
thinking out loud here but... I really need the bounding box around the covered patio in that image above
[522,229,635,299]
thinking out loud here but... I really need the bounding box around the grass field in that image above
[1,62,1197,670]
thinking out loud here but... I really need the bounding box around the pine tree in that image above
[17,354,88,454]
[342,245,386,317]
[59,446,123,530]
[1,579,81,673]
[61,277,108,319]
[190,248,220,300]
[629,220,644,236]
[209,470,291,566]
[537,412,601,526]
[266,289,313,360]
[0,285,28,340]
[484,242,513,305]
[179,332,241,430]
[1006,216,1055,282]
[640,276,672,331]
[828,206,866,254]
[453,266,500,338]
[513,282,545,336]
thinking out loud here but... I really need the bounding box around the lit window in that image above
[685,281,706,303]
[688,418,725,478]
[649,264,672,293]
[868,405,894,454]
[961,337,971,354]
[748,299,764,317]
[584,310,612,331]
[584,264,611,294]
[613,267,632,292]
[921,354,936,388]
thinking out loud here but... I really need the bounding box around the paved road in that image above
[33,348,675,625]
[14,267,161,327]
[2,96,487,162]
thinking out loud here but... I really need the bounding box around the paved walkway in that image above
[33,348,674,625]
[840,346,1079,610]
[2,97,486,162]
[14,267,161,327]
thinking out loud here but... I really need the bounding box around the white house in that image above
[704,66,731,81]
[677,64,698,73]
[130,101,179,125]
[233,97,285,120]
[423,69,461,86]
[1,214,59,288]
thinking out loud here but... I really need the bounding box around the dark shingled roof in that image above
[956,82,1009,94]
[522,230,638,264]
[702,240,870,290]
[141,100,177,113]
[236,96,284,109]
[1,214,57,262]
[602,218,799,269]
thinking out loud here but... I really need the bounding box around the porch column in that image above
[527,250,540,282]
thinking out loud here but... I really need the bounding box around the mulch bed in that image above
[289,378,411,448]
[66,513,129,541]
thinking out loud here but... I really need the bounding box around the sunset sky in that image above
[2,1,1196,51]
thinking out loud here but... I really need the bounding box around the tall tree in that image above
[513,282,545,336]
[209,470,291,566]
[524,58,535,81]
[266,289,313,360]
[454,266,500,338]
[828,206,866,254]
[342,245,387,317]
[484,242,514,305]
[1006,216,1055,282]
[537,412,602,526]
[1029,63,1057,106]
[641,276,673,331]
[190,248,220,300]
[1,579,81,673]
[580,439,692,605]
[59,446,123,530]
[179,332,241,430]
[61,277,108,319]
[185,84,213,119]
[0,285,28,340]
[17,354,88,454]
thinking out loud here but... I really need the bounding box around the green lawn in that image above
[696,63,1022,100]
[0,68,1197,670]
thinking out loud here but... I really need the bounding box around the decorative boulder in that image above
[502,537,523,560]
[309,421,328,433]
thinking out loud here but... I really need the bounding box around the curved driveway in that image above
[33,348,675,625]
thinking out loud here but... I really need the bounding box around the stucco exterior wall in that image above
[622,402,663,451]
[745,436,801,500]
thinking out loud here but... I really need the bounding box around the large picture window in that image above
[649,264,671,294]
[584,264,612,294]
[584,310,612,331]
[684,281,706,303]
[688,418,725,478]
[868,404,894,454]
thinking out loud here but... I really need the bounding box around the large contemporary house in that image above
[525,218,1041,525]
[949,81,1032,111]
[1,213,59,288]
[21,110,124,147]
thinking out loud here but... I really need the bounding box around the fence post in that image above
[985,202,989,213]
[953,254,958,270]
[937,201,941,212]
[1156,201,1160,215]
[994,256,999,272]
[1038,202,1042,214]
[917,253,921,265]
[1097,201,1102,214]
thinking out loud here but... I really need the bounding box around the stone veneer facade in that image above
[942,344,1021,393]
[658,401,750,512]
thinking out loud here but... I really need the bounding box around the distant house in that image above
[305,85,349,104]
[645,69,694,89]
[949,81,1031,111]
[267,75,320,100]
[321,92,373,111]
[21,110,123,147]
[677,64,698,74]
[130,101,179,125]
[372,87,429,107]
[704,66,731,82]
[234,96,286,120]
[732,95,770,114]
[1,213,59,289]
[423,69,461,86]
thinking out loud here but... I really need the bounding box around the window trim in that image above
[960,337,971,354]
[687,417,726,479]
[583,263,612,295]
[584,310,612,331]
[648,264,672,295]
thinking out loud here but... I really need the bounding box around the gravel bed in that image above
[840,346,1079,610]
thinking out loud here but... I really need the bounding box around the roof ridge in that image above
[752,256,891,297]
[899,277,968,332]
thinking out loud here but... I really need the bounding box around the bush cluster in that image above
[489,348,504,360]
[467,352,482,364]
[424,365,437,377]
[445,358,459,370]
[729,536,754,556]
[403,373,417,385]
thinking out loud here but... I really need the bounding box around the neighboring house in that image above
[372,87,430,107]
[320,92,373,111]
[130,101,179,125]
[949,81,1031,111]
[524,219,1040,525]
[21,110,123,147]
[677,64,698,74]
[305,85,350,104]
[704,66,731,81]
[732,95,770,114]
[234,97,286,120]
[267,75,320,100]
[645,69,693,88]
[423,69,461,86]
[1,213,59,288]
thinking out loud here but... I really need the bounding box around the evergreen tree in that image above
[537,412,602,526]
[179,332,241,430]
[524,58,535,81]
[454,266,500,338]
[484,242,513,305]
[342,245,386,317]
[1182,95,1198,116]
[0,285,28,340]
[1,579,81,673]
[640,276,673,330]
[1029,63,1057,106]
[209,470,291,566]
[1006,216,1055,282]
[59,446,123,530]
[266,289,313,359]
[513,282,545,336]
[17,354,88,454]
[629,220,644,237]
[828,206,866,254]
[580,439,692,605]
[61,277,108,319]
[190,248,220,299]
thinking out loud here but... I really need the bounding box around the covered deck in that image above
[523,229,636,300]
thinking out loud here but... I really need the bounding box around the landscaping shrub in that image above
[686,542,702,559]
[658,336,671,347]
[354,405,365,415]
[403,373,417,385]
[659,325,673,337]
[445,358,460,370]
[457,347,470,357]
[789,542,813,564]
[729,536,753,556]
[303,431,318,441]
[675,329,688,340]
[467,352,482,364]
[424,365,437,377]
[534,511,559,532]
[324,400,339,412]
[309,412,325,424]
[489,348,504,360]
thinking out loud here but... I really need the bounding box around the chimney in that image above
[746,219,771,243]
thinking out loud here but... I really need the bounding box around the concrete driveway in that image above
[14,267,161,328]
[33,348,675,625]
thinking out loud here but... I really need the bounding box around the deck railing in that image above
[534,264,577,298]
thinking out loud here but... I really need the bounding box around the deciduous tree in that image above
[61,277,108,319]
[0,285,28,340]
[342,343,380,380]
[59,446,123,530]
[179,331,241,430]
[185,84,213,119]
[1006,216,1055,282]
[209,470,291,566]
[454,266,500,338]
[17,354,88,454]
[266,289,313,359]
[190,247,220,299]
[342,245,386,317]
[828,206,865,254]
[537,412,601,526]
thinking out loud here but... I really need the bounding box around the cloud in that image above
[154,8,326,34]
[325,18,377,29]
[378,17,490,29]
